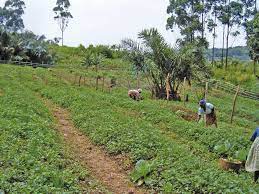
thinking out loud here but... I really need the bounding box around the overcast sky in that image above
[1,0,250,48]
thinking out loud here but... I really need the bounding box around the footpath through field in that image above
[43,98,147,194]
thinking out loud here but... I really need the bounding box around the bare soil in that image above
[172,105,197,121]
[44,99,147,194]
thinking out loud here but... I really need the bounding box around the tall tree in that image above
[218,0,243,69]
[207,0,221,65]
[53,0,73,46]
[0,0,25,32]
[242,0,257,38]
[122,28,210,100]
[247,13,259,75]
[121,39,145,88]
[167,0,212,47]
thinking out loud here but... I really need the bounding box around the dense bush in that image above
[213,60,257,92]
[0,28,54,64]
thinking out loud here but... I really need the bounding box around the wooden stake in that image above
[204,82,209,127]
[102,76,105,91]
[205,82,208,101]
[127,79,131,90]
[78,75,82,87]
[166,73,171,101]
[230,85,240,124]
[74,74,77,85]
[96,77,99,90]
[183,77,186,106]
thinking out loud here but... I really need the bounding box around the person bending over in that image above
[197,99,218,128]
[128,89,142,101]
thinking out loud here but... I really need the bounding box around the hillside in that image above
[206,46,250,61]
[0,60,258,193]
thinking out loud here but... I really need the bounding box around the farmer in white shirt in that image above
[128,89,142,101]
[197,99,218,127]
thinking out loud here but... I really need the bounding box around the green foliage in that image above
[81,50,105,69]
[0,0,25,32]
[10,63,256,193]
[53,0,73,45]
[206,46,250,61]
[131,160,155,184]
[0,73,102,193]
[213,61,257,92]
[0,29,54,64]
[247,13,259,62]
[122,28,210,99]
[166,0,210,46]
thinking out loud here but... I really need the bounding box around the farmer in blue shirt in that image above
[197,99,217,128]
[246,127,259,183]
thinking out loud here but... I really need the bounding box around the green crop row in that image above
[35,85,258,193]
[0,67,107,193]
[2,64,258,193]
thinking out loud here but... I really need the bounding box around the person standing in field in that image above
[197,99,218,127]
[128,89,142,101]
[245,127,259,183]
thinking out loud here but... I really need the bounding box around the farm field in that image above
[1,0,259,193]
[0,63,258,193]
[0,66,108,193]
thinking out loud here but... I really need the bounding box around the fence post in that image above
[127,79,131,90]
[78,75,82,87]
[166,73,171,101]
[204,82,209,126]
[230,85,240,124]
[74,74,77,85]
[205,82,208,101]
[96,77,99,90]
[183,77,186,106]
[102,76,105,92]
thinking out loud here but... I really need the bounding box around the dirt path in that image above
[44,99,147,194]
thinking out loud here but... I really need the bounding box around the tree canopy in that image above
[0,0,26,32]
[53,0,73,46]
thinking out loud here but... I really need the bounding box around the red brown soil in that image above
[44,99,147,194]
[172,105,197,121]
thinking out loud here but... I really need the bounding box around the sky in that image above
[0,0,250,48]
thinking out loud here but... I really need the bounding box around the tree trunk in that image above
[61,30,64,46]
[225,23,230,69]
[201,0,205,39]
[61,19,64,46]
[254,59,257,75]
[212,13,217,66]
[221,25,225,68]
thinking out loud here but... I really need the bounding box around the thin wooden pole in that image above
[74,74,77,85]
[127,79,131,90]
[230,85,240,124]
[96,64,99,90]
[96,77,99,90]
[204,82,209,126]
[102,76,105,91]
[78,75,82,87]
[166,73,171,101]
[205,82,208,101]
[183,77,186,106]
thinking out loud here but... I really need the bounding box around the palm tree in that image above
[121,39,145,88]
[122,28,210,100]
